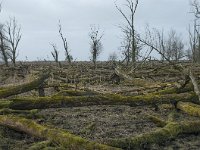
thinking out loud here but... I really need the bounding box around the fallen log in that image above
[177,101,200,117]
[0,108,38,115]
[0,73,50,98]
[147,115,167,127]
[28,141,51,150]
[107,120,200,149]
[154,83,193,95]
[3,92,198,110]
[52,90,98,97]
[189,70,200,101]
[0,115,119,150]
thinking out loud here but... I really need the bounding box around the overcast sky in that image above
[0,0,194,61]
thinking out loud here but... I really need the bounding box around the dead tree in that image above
[89,25,103,69]
[58,21,72,64]
[135,26,200,102]
[191,0,200,19]
[189,0,200,63]
[120,28,132,65]
[115,0,139,67]
[5,17,22,66]
[0,24,9,66]
[166,29,185,61]
[50,43,61,68]
[144,27,185,62]
[108,52,118,68]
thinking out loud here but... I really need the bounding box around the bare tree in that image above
[50,43,61,67]
[166,29,185,61]
[58,21,72,64]
[0,3,9,66]
[108,52,118,68]
[115,0,139,67]
[120,28,132,65]
[144,27,185,62]
[5,17,22,66]
[89,25,103,68]
[191,0,200,19]
[0,24,9,66]
[189,0,200,63]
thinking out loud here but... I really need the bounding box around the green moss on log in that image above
[5,92,198,110]
[177,101,200,117]
[0,73,49,98]
[28,141,51,150]
[152,83,193,95]
[52,90,97,97]
[108,121,200,149]
[0,115,120,150]
[147,115,167,127]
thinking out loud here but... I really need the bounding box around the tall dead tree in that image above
[5,17,22,66]
[115,0,139,67]
[58,21,72,64]
[0,24,9,66]
[89,25,103,69]
[0,3,9,66]
[189,0,200,63]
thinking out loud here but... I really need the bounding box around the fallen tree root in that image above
[177,101,200,117]
[0,73,49,98]
[107,120,200,149]
[0,115,120,150]
[2,92,197,110]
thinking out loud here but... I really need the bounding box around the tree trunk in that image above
[177,101,200,117]
[0,73,49,98]
[4,92,197,110]
[107,121,200,149]
[0,115,119,150]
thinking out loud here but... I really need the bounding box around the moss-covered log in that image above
[28,141,51,150]
[0,115,120,150]
[177,101,200,117]
[2,92,198,110]
[147,115,167,127]
[0,108,38,115]
[107,121,200,149]
[52,90,98,97]
[154,83,193,95]
[0,73,49,98]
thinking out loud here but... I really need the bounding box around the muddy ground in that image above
[1,104,200,150]
[0,62,200,149]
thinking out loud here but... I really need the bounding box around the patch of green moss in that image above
[0,115,120,150]
[5,92,198,110]
[52,90,97,97]
[108,122,194,149]
[0,73,49,99]
[177,102,200,117]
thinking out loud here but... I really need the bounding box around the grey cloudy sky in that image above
[0,0,194,61]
